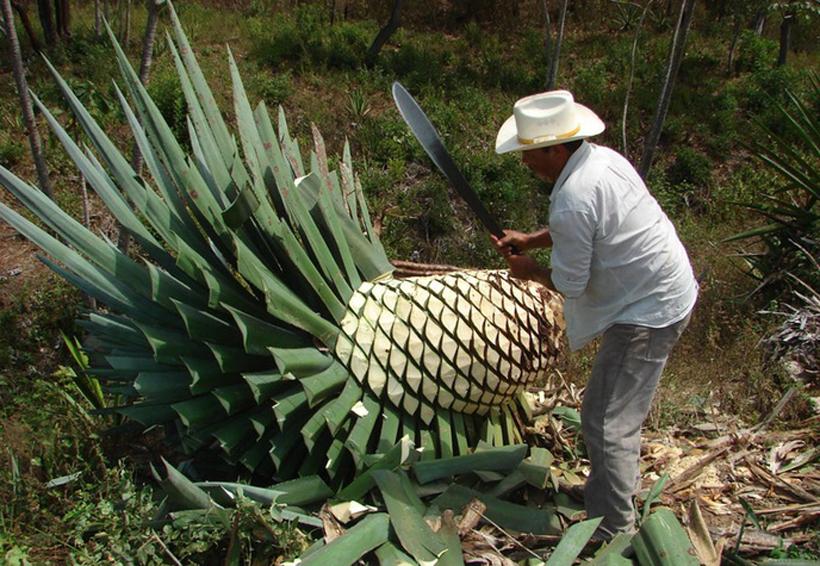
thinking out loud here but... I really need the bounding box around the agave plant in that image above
[0,5,564,485]
[726,74,819,296]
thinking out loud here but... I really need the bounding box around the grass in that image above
[0,0,817,561]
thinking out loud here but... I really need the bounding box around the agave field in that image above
[0,0,817,564]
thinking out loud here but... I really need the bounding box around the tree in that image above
[1,0,53,198]
[54,0,70,38]
[546,0,569,89]
[36,0,56,46]
[365,0,402,67]
[119,0,164,251]
[638,0,695,179]
[621,0,653,157]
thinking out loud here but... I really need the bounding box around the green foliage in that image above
[146,68,188,144]
[0,135,25,169]
[726,78,820,296]
[64,468,309,565]
[55,332,105,411]
[251,70,293,106]
[667,147,712,187]
[735,30,778,74]
[384,38,453,90]
[252,5,372,71]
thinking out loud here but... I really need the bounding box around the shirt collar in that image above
[550,141,592,203]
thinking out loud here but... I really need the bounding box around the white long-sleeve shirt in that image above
[549,142,698,351]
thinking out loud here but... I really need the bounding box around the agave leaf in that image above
[586,532,634,565]
[0,205,172,325]
[298,360,350,407]
[412,444,527,484]
[640,473,669,523]
[632,508,699,566]
[431,484,561,535]
[374,542,417,566]
[0,162,152,295]
[372,470,446,564]
[167,2,235,164]
[298,512,390,566]
[544,517,602,566]
[336,436,416,502]
[344,394,382,465]
[153,458,215,510]
[222,303,309,353]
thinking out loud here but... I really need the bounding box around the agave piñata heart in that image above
[0,3,564,484]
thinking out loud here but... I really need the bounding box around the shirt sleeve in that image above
[549,209,596,299]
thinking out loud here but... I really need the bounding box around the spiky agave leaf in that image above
[0,3,564,485]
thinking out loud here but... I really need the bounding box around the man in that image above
[491,90,698,540]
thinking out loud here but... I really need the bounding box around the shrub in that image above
[252,71,293,106]
[734,30,778,74]
[667,146,711,187]
[0,136,25,168]
[147,69,188,145]
[726,80,820,297]
[384,40,451,90]
[251,5,372,71]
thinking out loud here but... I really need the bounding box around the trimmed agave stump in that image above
[0,4,565,485]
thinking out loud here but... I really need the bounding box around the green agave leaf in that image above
[153,458,216,511]
[632,508,699,566]
[168,2,236,164]
[0,204,173,326]
[298,361,350,407]
[374,542,417,566]
[336,436,416,502]
[298,513,390,566]
[412,444,528,484]
[0,162,151,296]
[371,470,446,564]
[544,517,602,566]
[234,237,339,344]
[222,303,309,354]
[431,484,561,535]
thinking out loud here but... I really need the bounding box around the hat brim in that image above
[495,103,605,154]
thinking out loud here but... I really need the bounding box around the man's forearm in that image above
[528,228,553,249]
[530,263,555,291]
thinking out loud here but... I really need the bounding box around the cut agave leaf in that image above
[631,508,699,566]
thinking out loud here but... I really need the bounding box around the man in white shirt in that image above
[492,91,697,539]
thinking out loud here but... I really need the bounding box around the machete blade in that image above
[392,81,505,239]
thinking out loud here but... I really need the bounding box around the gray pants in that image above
[581,313,691,538]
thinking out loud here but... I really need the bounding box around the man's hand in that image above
[492,229,531,254]
[490,228,552,256]
[493,245,555,290]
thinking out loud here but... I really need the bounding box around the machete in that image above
[392,81,508,242]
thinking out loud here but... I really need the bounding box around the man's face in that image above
[521,145,567,184]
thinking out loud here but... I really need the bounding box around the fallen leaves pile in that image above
[150,376,818,565]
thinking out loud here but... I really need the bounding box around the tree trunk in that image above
[777,12,793,67]
[638,0,695,179]
[54,0,69,38]
[621,0,652,158]
[542,0,553,88]
[122,0,130,45]
[365,0,402,67]
[752,9,766,35]
[119,0,162,252]
[546,0,569,89]
[11,1,41,52]
[2,0,54,198]
[726,15,741,76]
[37,0,56,46]
[94,0,100,36]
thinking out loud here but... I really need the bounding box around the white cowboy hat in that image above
[495,90,605,154]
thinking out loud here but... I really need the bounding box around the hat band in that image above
[518,124,581,145]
